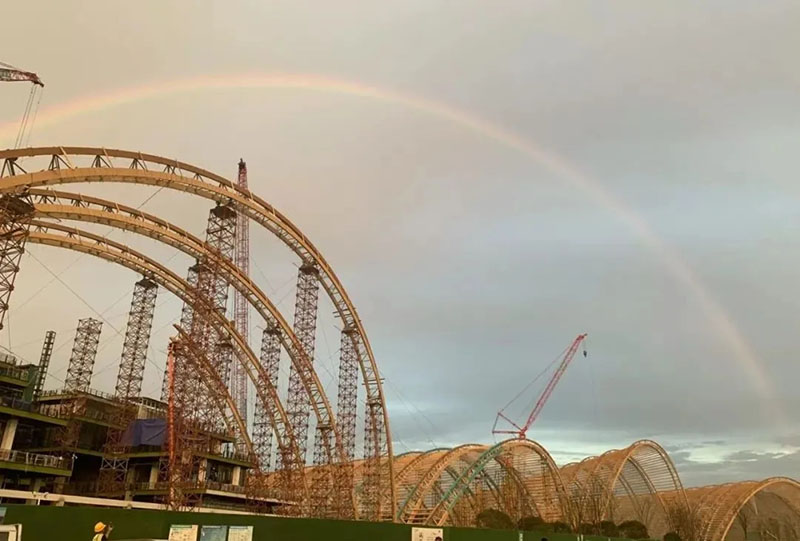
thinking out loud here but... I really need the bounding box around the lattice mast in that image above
[64,317,102,392]
[285,262,320,464]
[492,333,588,440]
[165,203,237,509]
[115,277,157,400]
[232,158,250,421]
[60,318,102,451]
[252,325,281,469]
[99,277,158,493]
[160,204,236,402]
[33,330,55,400]
[0,193,35,331]
[331,326,359,518]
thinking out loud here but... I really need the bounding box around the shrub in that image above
[475,508,515,530]
[618,520,649,539]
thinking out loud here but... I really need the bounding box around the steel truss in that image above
[1,146,395,517]
[233,159,250,422]
[99,277,158,494]
[60,317,102,451]
[0,193,34,330]
[253,325,281,470]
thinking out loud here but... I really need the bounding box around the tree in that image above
[735,500,755,538]
[618,520,649,539]
[667,502,702,541]
[475,508,515,530]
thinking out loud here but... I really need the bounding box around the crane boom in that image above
[0,65,44,86]
[492,333,588,440]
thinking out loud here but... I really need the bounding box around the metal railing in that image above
[0,353,18,366]
[0,363,30,382]
[39,387,117,401]
[0,395,66,420]
[130,480,246,495]
[0,395,35,412]
[0,448,72,471]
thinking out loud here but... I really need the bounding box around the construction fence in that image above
[0,504,647,541]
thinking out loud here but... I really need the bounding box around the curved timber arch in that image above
[23,219,311,505]
[380,449,448,518]
[428,439,568,527]
[688,477,800,541]
[559,440,688,537]
[26,188,349,473]
[397,444,488,523]
[0,146,395,515]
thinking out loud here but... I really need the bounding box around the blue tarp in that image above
[121,418,166,447]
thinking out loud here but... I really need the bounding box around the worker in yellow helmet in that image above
[92,521,113,541]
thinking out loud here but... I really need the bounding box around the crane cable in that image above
[23,84,42,148]
[14,85,35,148]
[13,83,42,149]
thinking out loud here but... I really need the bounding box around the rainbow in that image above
[0,72,782,423]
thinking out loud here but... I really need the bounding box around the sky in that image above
[1,1,799,487]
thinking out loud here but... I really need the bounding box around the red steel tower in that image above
[232,159,249,421]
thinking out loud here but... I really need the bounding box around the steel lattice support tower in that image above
[336,327,359,461]
[164,203,237,508]
[253,325,280,469]
[161,203,235,402]
[232,159,250,421]
[33,330,55,400]
[99,277,158,494]
[60,317,102,452]
[330,326,359,519]
[161,264,199,401]
[115,277,157,400]
[204,203,237,389]
[286,262,320,464]
[359,321,385,520]
[0,193,35,331]
[64,317,102,392]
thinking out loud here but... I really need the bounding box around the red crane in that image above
[232,159,250,420]
[0,60,44,149]
[492,333,588,440]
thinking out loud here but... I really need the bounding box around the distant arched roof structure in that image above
[559,440,688,538]
[687,477,800,541]
[390,440,566,527]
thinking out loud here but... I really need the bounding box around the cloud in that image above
[1,1,799,486]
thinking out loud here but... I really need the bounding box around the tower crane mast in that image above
[492,333,588,440]
[232,159,249,419]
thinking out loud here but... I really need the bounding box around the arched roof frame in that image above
[559,440,688,535]
[0,145,395,512]
[427,439,567,527]
[396,444,487,523]
[688,478,800,541]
